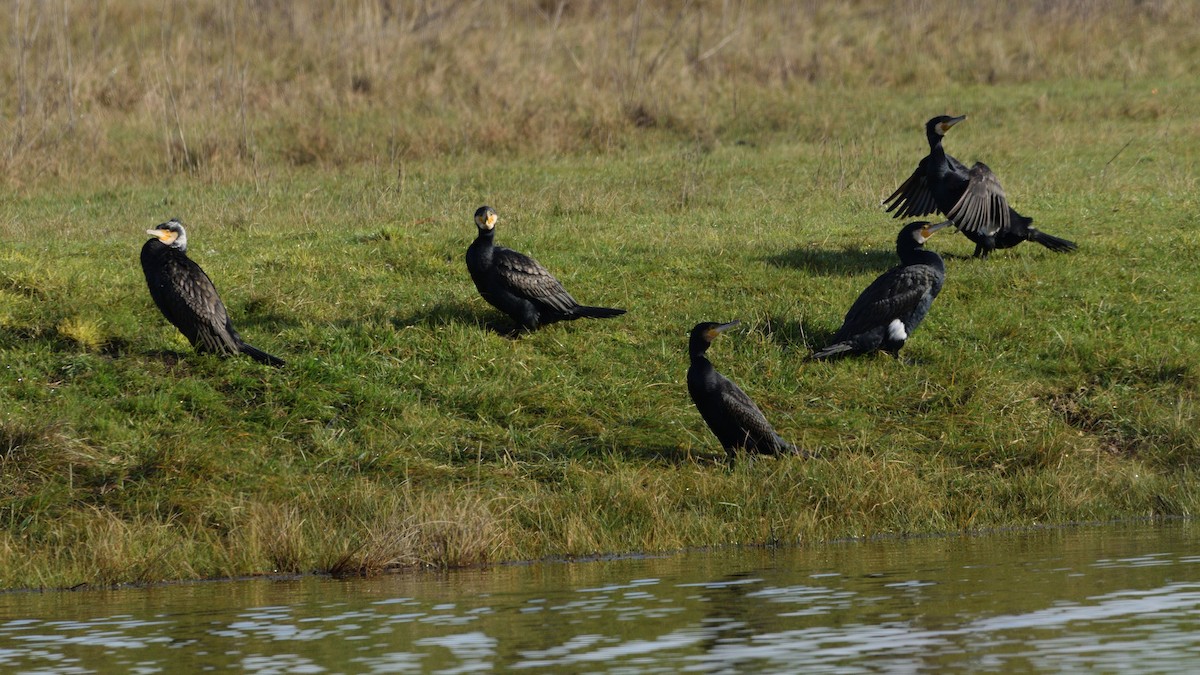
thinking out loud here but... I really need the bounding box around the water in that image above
[2,521,1198,673]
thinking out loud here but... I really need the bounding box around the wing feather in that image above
[720,382,784,450]
[836,265,940,338]
[947,162,1010,236]
[161,256,239,354]
[493,246,579,313]
[882,163,938,219]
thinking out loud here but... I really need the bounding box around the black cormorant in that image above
[687,320,803,459]
[465,206,626,331]
[811,221,948,360]
[882,114,1077,259]
[141,219,284,366]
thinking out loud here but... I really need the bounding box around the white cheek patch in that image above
[887,319,908,342]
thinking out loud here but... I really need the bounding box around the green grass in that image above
[2,2,1200,590]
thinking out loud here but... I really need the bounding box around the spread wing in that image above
[493,246,579,313]
[836,265,941,337]
[882,161,938,219]
[947,162,1010,236]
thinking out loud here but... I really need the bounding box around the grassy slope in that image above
[2,3,1200,589]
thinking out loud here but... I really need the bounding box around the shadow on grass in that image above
[757,315,836,353]
[394,300,520,338]
[0,325,62,350]
[764,246,896,276]
[140,348,199,368]
[1,326,137,360]
[614,443,727,466]
[235,311,302,333]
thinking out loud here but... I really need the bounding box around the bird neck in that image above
[926,127,946,152]
[897,244,942,268]
[469,230,495,263]
[144,238,182,257]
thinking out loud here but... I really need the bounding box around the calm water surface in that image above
[2,521,1199,673]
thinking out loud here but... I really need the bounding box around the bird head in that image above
[901,220,950,247]
[146,219,188,251]
[474,206,498,233]
[926,114,966,141]
[689,320,740,356]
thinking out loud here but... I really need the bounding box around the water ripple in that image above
[0,523,1197,673]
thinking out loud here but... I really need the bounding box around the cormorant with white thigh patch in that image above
[811,221,948,360]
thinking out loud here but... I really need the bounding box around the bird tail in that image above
[239,342,286,367]
[1029,228,1077,253]
[574,306,626,319]
[808,342,853,361]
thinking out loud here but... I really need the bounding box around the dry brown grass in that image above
[210,486,509,579]
[1,0,1197,185]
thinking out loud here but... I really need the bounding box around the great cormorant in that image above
[687,320,803,459]
[811,221,948,360]
[141,219,284,366]
[465,206,626,331]
[882,115,1077,259]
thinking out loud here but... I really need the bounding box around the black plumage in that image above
[687,320,803,459]
[811,221,948,360]
[882,114,1077,259]
[465,206,626,331]
[140,219,284,366]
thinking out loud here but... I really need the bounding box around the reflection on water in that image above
[2,521,1198,672]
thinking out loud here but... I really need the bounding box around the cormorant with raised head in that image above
[141,219,285,366]
[811,221,949,360]
[688,320,804,459]
[882,114,1076,259]
[466,206,626,331]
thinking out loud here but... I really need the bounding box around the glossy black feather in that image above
[140,221,284,366]
[465,206,625,331]
[883,116,1076,259]
[812,222,945,360]
[687,322,801,459]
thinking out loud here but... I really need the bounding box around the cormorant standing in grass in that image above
[882,114,1077,259]
[141,219,284,366]
[811,221,948,360]
[688,320,803,459]
[465,206,625,331]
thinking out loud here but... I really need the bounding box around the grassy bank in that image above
[2,2,1200,590]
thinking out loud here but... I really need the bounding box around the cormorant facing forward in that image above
[687,320,803,459]
[811,221,949,360]
[141,219,284,366]
[465,206,626,331]
[882,114,1077,259]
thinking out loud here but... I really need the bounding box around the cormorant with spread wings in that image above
[882,114,1076,259]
